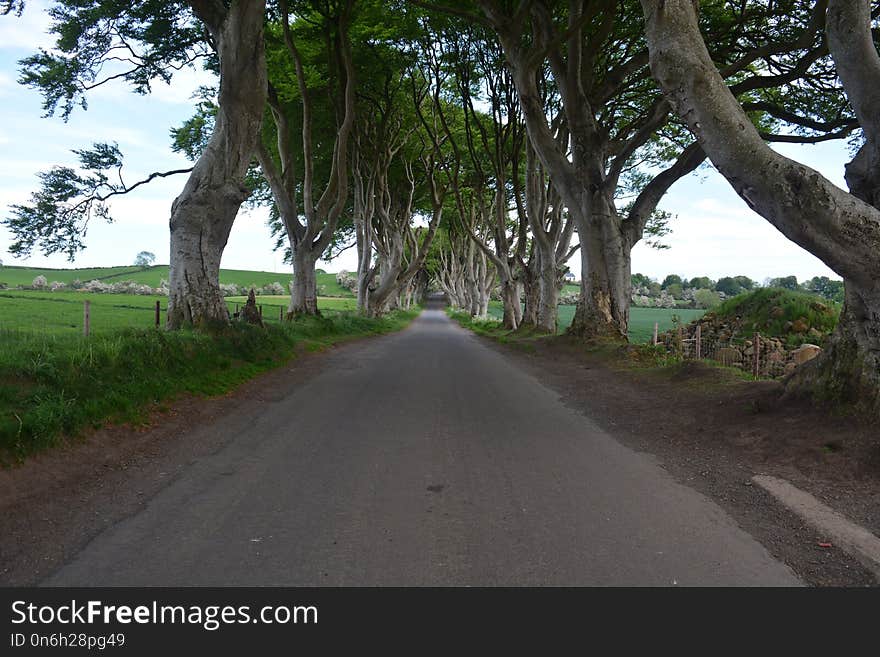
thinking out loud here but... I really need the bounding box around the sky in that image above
[0,2,842,284]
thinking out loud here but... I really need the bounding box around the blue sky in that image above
[0,2,842,283]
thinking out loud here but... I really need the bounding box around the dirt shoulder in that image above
[483,334,880,587]
[0,339,361,586]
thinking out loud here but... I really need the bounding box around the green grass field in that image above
[0,309,417,460]
[0,290,356,335]
[0,265,353,298]
[487,301,704,342]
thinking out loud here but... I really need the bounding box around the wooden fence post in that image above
[695,323,702,359]
[753,331,761,378]
[155,300,161,328]
[279,306,284,321]
[235,303,239,314]
[83,300,91,337]
[652,322,658,346]
[259,305,263,318]
[676,325,683,355]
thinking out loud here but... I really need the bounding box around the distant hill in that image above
[0,265,353,298]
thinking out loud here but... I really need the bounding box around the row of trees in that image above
[636,273,844,303]
[2,1,879,407]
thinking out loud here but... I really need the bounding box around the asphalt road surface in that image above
[46,309,799,586]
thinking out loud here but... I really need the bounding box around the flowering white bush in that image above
[336,270,357,291]
[49,280,66,291]
[32,275,48,289]
[657,291,676,308]
[261,282,285,296]
[219,283,241,297]
[84,279,110,293]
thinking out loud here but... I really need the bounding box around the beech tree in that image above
[255,0,355,316]
[640,0,880,408]
[3,0,267,328]
[417,0,854,340]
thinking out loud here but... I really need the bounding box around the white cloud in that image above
[0,1,54,51]
[88,62,216,108]
[0,71,14,97]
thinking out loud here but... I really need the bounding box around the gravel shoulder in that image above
[481,334,879,586]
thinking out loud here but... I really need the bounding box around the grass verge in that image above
[449,307,755,389]
[0,310,417,463]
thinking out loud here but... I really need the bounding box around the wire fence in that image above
[0,294,354,338]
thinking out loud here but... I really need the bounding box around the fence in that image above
[651,321,803,379]
[0,293,353,337]
[76,300,345,336]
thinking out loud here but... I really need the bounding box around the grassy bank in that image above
[0,310,416,462]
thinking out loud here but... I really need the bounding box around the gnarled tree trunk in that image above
[291,247,319,316]
[566,195,631,340]
[641,0,880,409]
[167,0,267,329]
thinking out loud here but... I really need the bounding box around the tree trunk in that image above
[290,246,319,316]
[789,282,880,406]
[827,0,880,208]
[641,0,880,409]
[500,279,519,330]
[532,240,558,333]
[356,224,373,313]
[167,219,232,328]
[167,0,266,329]
[567,198,630,340]
[520,259,540,329]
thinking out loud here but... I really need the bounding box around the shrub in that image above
[260,282,285,296]
[32,275,48,289]
[335,270,357,291]
[84,279,110,293]
[49,281,66,291]
[219,283,241,297]
[693,288,722,309]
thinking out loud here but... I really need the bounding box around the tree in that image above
[4,1,267,328]
[805,275,845,303]
[640,0,880,409]
[255,0,355,316]
[770,275,801,291]
[734,275,754,291]
[688,276,713,290]
[134,251,156,268]
[715,276,743,296]
[661,274,683,289]
[420,0,850,341]
[632,272,653,288]
[694,288,721,309]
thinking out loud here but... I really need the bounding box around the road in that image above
[45,309,799,586]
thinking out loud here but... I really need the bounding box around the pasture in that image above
[488,301,704,343]
[0,265,353,298]
[0,290,356,335]
[0,289,702,342]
